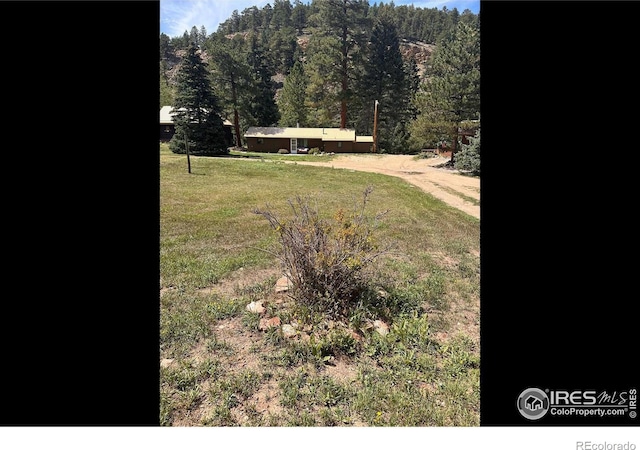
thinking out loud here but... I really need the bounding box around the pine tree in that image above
[243,6,260,32]
[278,60,308,127]
[305,0,369,128]
[169,42,228,156]
[291,0,307,34]
[230,10,240,32]
[268,26,297,75]
[305,33,342,127]
[160,33,173,60]
[454,124,480,175]
[207,34,251,147]
[354,18,413,153]
[262,3,273,29]
[245,33,280,127]
[272,0,293,31]
[189,26,199,45]
[409,21,480,158]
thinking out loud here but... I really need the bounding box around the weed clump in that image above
[253,187,390,319]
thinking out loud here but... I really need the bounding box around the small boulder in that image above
[259,316,281,331]
[275,275,293,293]
[160,358,175,369]
[373,320,390,336]
[246,301,266,314]
[281,324,297,338]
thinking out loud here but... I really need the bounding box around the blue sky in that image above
[160,0,480,37]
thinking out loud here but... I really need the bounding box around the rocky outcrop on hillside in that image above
[161,35,435,87]
[399,39,435,78]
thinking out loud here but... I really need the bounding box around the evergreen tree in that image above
[454,124,480,175]
[409,21,480,158]
[199,25,208,45]
[207,33,252,147]
[245,33,280,127]
[405,56,420,96]
[230,10,240,32]
[272,0,293,31]
[459,8,478,28]
[189,26,199,45]
[292,0,307,34]
[169,42,228,156]
[172,31,190,50]
[305,33,342,127]
[238,6,262,32]
[268,26,298,74]
[354,18,412,153]
[306,0,370,128]
[262,3,273,29]
[278,60,308,127]
[160,33,173,59]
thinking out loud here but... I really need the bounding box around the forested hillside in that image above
[160,0,479,154]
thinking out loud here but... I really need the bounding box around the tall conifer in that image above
[170,42,228,156]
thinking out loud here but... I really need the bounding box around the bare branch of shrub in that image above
[253,187,393,319]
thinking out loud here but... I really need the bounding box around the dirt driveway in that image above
[290,154,480,220]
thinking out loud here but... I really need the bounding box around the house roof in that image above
[160,106,232,126]
[160,106,175,124]
[244,127,357,142]
[356,136,373,143]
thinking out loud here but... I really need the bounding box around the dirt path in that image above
[289,154,480,219]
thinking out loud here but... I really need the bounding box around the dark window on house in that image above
[257,138,263,144]
[337,142,342,148]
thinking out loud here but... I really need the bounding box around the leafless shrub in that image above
[253,186,391,319]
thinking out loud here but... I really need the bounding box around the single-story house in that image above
[160,105,233,145]
[243,127,374,153]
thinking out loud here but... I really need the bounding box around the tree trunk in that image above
[185,127,191,174]
[233,108,241,148]
[451,124,458,164]
[372,100,378,153]
[231,77,242,148]
[340,25,348,129]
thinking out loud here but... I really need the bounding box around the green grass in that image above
[160,142,480,426]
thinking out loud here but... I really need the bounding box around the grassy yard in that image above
[160,143,480,426]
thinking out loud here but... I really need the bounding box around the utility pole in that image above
[372,100,379,153]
